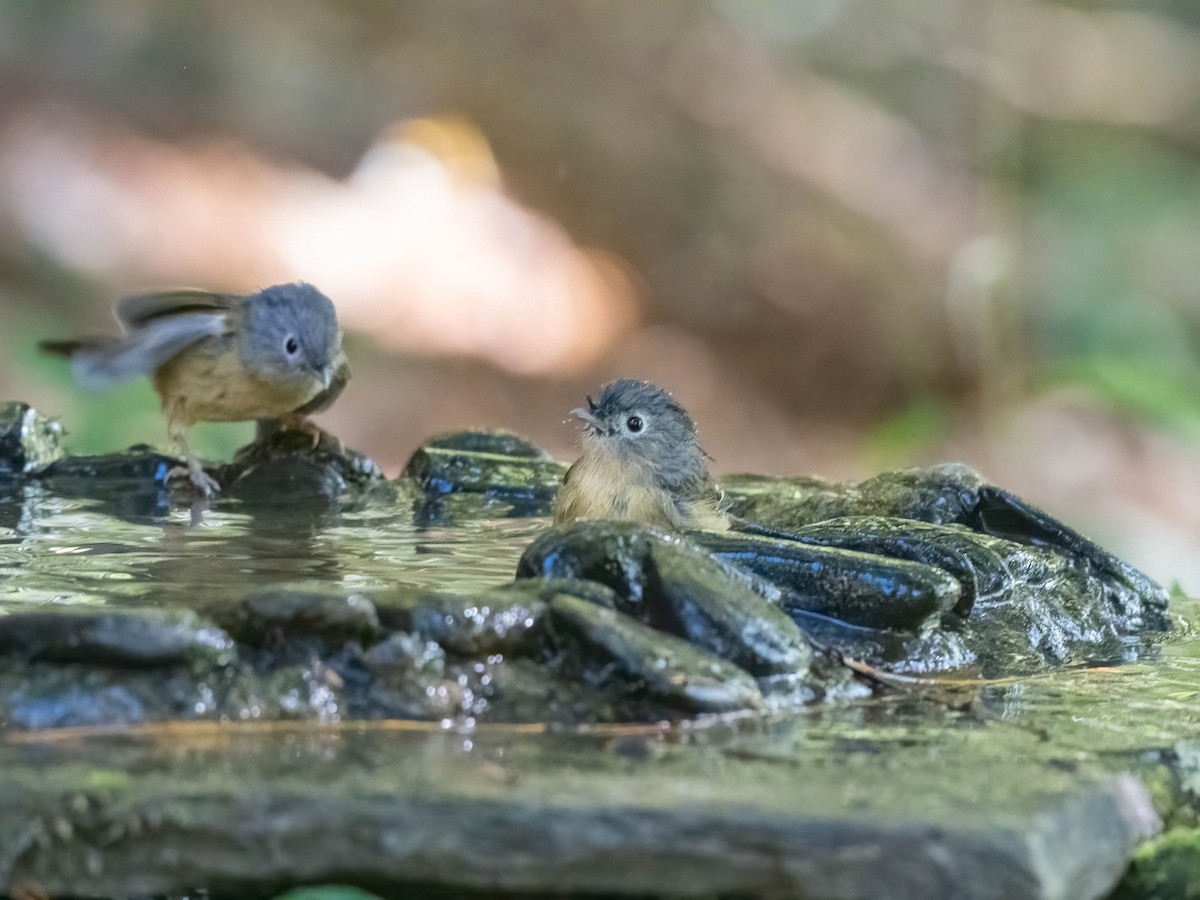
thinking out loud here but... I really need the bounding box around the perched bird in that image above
[40,282,350,496]
[554,378,729,531]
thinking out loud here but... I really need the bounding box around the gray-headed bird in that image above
[40,282,350,496]
[554,378,729,531]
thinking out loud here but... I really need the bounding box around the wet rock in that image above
[218,590,383,649]
[770,517,1167,673]
[222,427,386,499]
[37,445,177,483]
[691,529,963,631]
[546,592,765,715]
[0,609,234,669]
[425,429,552,459]
[724,463,988,527]
[970,485,1168,614]
[0,728,1158,899]
[741,515,1010,617]
[518,522,812,677]
[35,445,179,517]
[402,429,567,513]
[375,584,549,657]
[7,679,148,728]
[362,632,446,680]
[1111,827,1200,900]
[0,402,63,476]
[726,464,1170,620]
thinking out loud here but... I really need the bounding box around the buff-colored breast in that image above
[153,339,321,426]
[554,450,681,529]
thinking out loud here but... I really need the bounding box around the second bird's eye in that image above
[284,336,299,357]
[626,415,643,433]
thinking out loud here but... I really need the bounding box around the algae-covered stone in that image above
[219,590,383,648]
[518,522,812,677]
[547,593,765,715]
[723,463,987,528]
[425,429,552,459]
[1111,826,1200,900]
[725,464,1169,622]
[767,516,1169,674]
[374,585,549,658]
[0,609,234,669]
[0,402,63,476]
[0,727,1159,898]
[402,429,567,506]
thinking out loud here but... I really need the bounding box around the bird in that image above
[40,282,350,496]
[553,378,730,531]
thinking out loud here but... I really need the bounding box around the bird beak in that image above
[321,367,333,389]
[569,407,603,433]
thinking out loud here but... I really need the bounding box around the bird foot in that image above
[274,416,340,451]
[167,463,221,497]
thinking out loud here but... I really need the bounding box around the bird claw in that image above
[167,464,221,497]
[276,416,339,451]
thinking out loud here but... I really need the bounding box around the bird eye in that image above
[284,336,300,357]
[626,415,643,433]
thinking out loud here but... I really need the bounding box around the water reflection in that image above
[0,478,546,612]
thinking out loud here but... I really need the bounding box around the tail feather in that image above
[38,312,228,389]
[38,339,92,357]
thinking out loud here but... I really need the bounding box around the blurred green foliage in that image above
[0,0,1197,466]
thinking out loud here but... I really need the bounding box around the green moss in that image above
[1113,828,1200,899]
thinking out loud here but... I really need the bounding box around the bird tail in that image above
[38,313,227,389]
[38,339,89,358]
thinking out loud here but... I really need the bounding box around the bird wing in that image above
[65,313,230,389]
[116,289,243,329]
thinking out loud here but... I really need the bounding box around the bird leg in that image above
[166,417,221,497]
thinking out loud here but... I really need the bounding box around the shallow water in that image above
[0,486,543,610]
[0,473,1197,895]
[3,476,1198,743]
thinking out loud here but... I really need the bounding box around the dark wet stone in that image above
[0,402,63,476]
[31,445,180,518]
[361,632,446,680]
[517,522,812,677]
[514,576,621,610]
[546,593,765,715]
[692,529,963,631]
[218,590,383,648]
[0,609,234,669]
[222,428,385,499]
[37,444,177,484]
[800,524,1165,676]
[402,430,567,510]
[425,429,552,459]
[971,485,1169,615]
[375,585,548,658]
[725,464,1170,626]
[7,681,147,729]
[741,516,1011,618]
[723,463,987,528]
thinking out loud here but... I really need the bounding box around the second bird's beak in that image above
[569,407,604,433]
[320,367,333,390]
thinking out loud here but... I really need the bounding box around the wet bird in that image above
[40,282,350,496]
[554,378,729,531]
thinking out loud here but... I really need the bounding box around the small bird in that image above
[40,282,350,496]
[554,378,730,531]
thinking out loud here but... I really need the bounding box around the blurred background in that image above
[1,1,1198,592]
